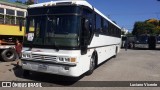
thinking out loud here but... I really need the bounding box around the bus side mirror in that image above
[81,46,87,55]
[84,19,90,36]
[84,19,89,33]
[19,19,22,31]
[80,18,90,55]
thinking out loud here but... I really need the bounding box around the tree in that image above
[132,21,155,35]
[24,0,34,5]
[145,19,159,26]
[121,30,125,35]
[154,26,160,34]
[15,0,23,4]
[132,22,145,35]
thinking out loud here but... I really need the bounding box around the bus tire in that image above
[86,54,96,75]
[23,70,30,77]
[1,48,17,62]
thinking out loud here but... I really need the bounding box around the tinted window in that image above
[0,8,4,14]
[96,14,101,32]
[103,20,108,34]
[24,15,80,48]
[113,27,116,36]
[6,9,14,15]
[117,28,121,37]
[17,11,24,17]
[101,18,104,33]
[108,23,112,35]
[83,8,93,29]
[16,17,25,26]
[111,24,114,36]
[0,14,4,24]
[115,28,118,37]
[5,15,15,24]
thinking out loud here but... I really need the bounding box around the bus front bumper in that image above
[21,59,81,77]
[134,44,148,48]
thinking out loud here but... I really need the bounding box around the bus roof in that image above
[28,0,121,29]
[0,0,27,9]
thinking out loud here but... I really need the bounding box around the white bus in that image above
[21,0,122,77]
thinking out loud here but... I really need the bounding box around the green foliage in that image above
[24,0,34,5]
[14,0,34,5]
[154,26,160,34]
[145,19,159,26]
[132,19,160,35]
[15,0,22,3]
[121,31,125,35]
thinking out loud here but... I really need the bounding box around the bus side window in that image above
[96,14,101,34]
[19,19,22,31]
[82,8,94,43]
[102,19,108,35]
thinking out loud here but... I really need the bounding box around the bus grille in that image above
[32,54,57,62]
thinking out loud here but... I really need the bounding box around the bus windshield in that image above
[137,35,148,43]
[23,6,81,49]
[157,36,160,43]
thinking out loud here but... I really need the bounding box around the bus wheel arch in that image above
[86,50,98,75]
[113,46,118,58]
[93,50,98,67]
[116,46,118,54]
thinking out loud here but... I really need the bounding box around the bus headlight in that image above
[58,57,76,63]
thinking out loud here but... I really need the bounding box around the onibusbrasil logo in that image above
[1,82,42,88]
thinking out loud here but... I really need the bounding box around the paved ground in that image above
[0,49,160,90]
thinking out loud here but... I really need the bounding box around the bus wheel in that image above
[23,70,30,77]
[1,48,17,62]
[86,54,96,75]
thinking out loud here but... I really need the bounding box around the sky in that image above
[10,0,160,32]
